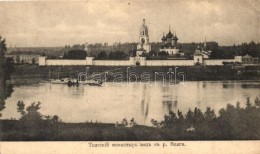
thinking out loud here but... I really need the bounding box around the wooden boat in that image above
[79,79,103,86]
[50,78,69,84]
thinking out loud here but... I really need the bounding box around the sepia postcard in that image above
[0,0,260,153]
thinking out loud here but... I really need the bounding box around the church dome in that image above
[172,35,178,40]
[161,36,166,41]
[161,32,166,41]
[166,31,173,38]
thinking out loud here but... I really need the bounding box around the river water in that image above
[2,81,260,125]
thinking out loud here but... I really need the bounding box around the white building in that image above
[6,51,40,64]
[194,45,211,59]
[241,54,259,65]
[136,19,151,56]
[197,38,211,59]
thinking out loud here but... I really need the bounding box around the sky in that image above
[0,0,259,47]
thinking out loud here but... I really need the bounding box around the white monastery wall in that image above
[39,56,243,66]
[46,59,86,66]
[93,60,132,66]
[145,60,193,66]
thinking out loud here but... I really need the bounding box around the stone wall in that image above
[145,60,194,66]
[39,56,243,66]
[93,60,133,66]
[46,60,87,66]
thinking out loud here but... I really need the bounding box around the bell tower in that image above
[139,19,149,44]
[137,19,151,54]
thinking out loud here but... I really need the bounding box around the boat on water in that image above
[49,67,81,86]
[49,66,120,87]
[50,77,102,86]
[50,78,69,84]
[79,79,103,86]
[50,77,79,86]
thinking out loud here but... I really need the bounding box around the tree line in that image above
[151,97,260,140]
[63,41,259,60]
[0,36,15,115]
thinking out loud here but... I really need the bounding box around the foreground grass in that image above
[0,120,238,141]
[0,120,169,141]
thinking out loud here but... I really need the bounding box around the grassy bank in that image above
[10,64,260,84]
[0,120,166,141]
[0,119,258,141]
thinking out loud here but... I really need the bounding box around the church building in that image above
[160,28,184,56]
[136,19,151,57]
[193,38,212,59]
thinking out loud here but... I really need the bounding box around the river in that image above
[2,81,260,125]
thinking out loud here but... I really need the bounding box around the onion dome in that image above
[172,36,178,41]
[166,31,173,38]
[161,32,166,41]
[172,32,178,40]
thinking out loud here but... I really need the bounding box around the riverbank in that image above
[0,120,165,141]
[9,65,260,84]
[0,119,258,141]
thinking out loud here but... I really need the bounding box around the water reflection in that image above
[161,84,179,114]
[162,101,177,113]
[1,81,260,126]
[223,84,235,88]
[65,85,84,96]
[140,85,149,123]
[241,84,260,88]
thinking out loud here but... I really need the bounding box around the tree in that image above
[96,51,108,60]
[204,107,216,121]
[163,111,178,128]
[193,107,204,124]
[17,101,60,130]
[158,51,169,56]
[240,41,260,57]
[16,101,42,129]
[63,50,87,59]
[151,119,161,127]
[16,55,20,63]
[32,57,35,64]
[245,97,252,111]
[254,97,260,108]
[121,118,128,126]
[108,51,128,60]
[185,109,194,125]
[51,115,59,123]
[177,110,184,122]
[17,100,26,116]
[210,48,222,59]
[41,52,46,56]
[0,36,14,113]
[0,37,6,108]
[3,57,15,81]
[149,50,157,56]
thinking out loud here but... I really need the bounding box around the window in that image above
[141,38,145,44]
